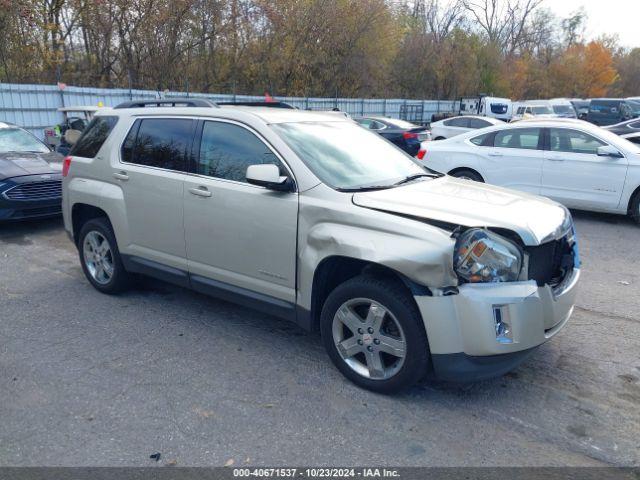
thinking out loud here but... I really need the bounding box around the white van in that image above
[459,96,512,122]
[511,101,559,122]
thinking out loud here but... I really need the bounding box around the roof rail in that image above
[217,101,295,109]
[114,98,219,109]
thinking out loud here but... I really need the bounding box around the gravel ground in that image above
[0,211,638,467]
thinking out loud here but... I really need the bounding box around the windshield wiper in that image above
[338,185,395,192]
[393,173,437,186]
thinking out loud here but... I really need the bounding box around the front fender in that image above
[296,200,457,310]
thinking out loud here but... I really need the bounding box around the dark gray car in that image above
[0,122,63,221]
[603,117,640,136]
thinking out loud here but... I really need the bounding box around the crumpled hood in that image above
[352,176,568,246]
[0,151,63,180]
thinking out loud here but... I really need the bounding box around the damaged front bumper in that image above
[416,268,580,382]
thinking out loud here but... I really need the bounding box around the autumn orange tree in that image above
[0,0,637,99]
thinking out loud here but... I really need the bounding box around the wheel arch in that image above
[71,203,112,245]
[448,167,485,181]
[627,184,640,214]
[308,256,430,332]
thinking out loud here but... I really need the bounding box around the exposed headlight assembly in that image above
[454,229,523,283]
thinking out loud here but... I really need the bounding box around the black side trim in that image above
[121,255,305,327]
[190,274,296,322]
[122,255,190,288]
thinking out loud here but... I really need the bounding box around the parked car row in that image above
[441,95,640,127]
[419,119,640,224]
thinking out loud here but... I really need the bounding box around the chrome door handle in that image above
[189,186,212,198]
[113,171,129,181]
[548,156,565,162]
[488,152,502,157]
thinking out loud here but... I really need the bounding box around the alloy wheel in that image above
[83,231,114,285]
[332,298,406,380]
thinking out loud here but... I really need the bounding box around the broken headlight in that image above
[454,229,523,283]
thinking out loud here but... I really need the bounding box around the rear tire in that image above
[78,217,131,294]
[450,169,483,182]
[320,274,430,393]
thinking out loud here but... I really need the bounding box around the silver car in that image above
[62,99,580,392]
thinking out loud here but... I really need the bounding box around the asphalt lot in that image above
[0,211,638,467]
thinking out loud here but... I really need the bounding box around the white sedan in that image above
[430,115,503,140]
[420,119,640,224]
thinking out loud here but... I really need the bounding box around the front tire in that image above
[320,275,430,393]
[78,217,130,294]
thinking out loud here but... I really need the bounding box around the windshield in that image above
[271,121,427,190]
[628,101,640,115]
[553,105,575,115]
[532,105,554,115]
[0,128,50,153]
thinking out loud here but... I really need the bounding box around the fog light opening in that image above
[493,305,513,344]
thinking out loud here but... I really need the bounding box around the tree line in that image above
[1,0,638,99]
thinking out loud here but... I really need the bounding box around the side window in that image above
[470,132,491,146]
[121,118,193,171]
[550,128,606,155]
[517,107,525,115]
[370,120,385,130]
[494,128,541,150]
[469,118,490,129]
[449,118,469,128]
[356,119,373,128]
[70,116,118,158]
[197,121,283,183]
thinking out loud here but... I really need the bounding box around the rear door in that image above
[478,127,544,194]
[541,128,628,210]
[183,119,298,305]
[115,117,194,273]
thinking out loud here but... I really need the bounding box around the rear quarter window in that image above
[121,118,193,171]
[470,132,491,146]
[70,116,118,158]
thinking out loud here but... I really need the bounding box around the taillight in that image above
[62,156,72,177]
[403,131,419,140]
[416,149,426,160]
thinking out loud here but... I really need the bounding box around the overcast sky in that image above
[545,0,639,48]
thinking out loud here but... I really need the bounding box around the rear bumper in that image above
[416,269,580,381]
[0,176,62,221]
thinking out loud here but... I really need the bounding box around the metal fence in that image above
[0,82,458,139]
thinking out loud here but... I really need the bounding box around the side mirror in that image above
[246,164,294,192]
[597,145,624,158]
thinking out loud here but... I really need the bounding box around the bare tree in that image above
[462,0,543,54]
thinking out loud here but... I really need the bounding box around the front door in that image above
[541,128,628,210]
[183,120,298,304]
